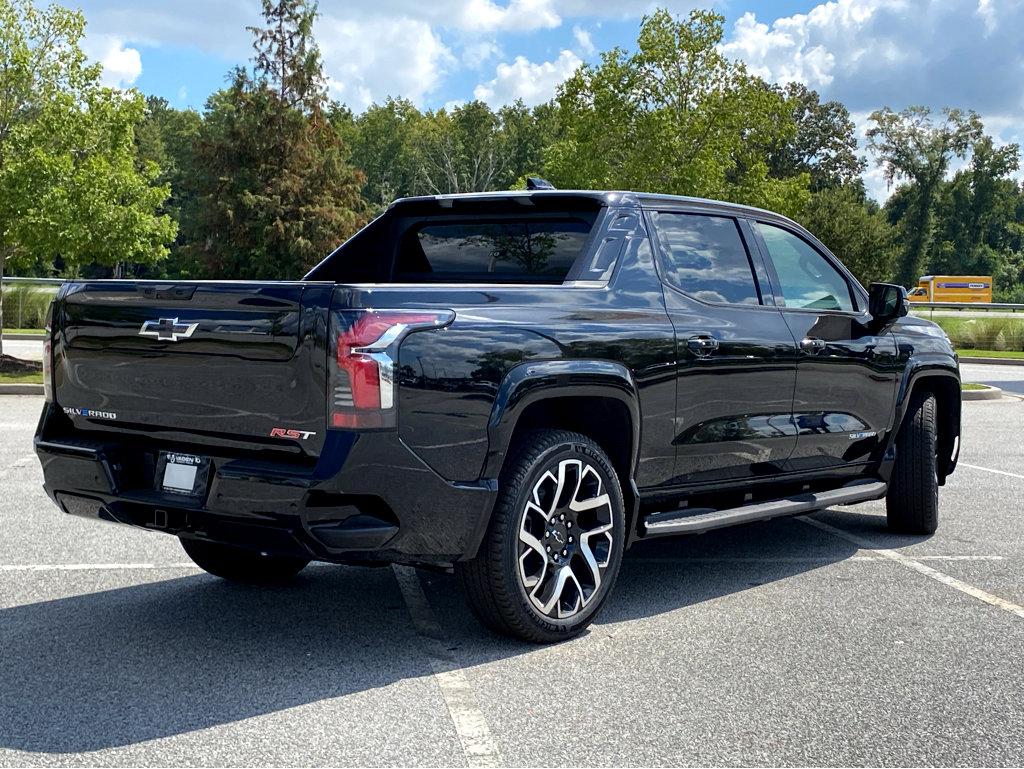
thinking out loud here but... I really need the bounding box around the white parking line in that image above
[392,565,503,768]
[0,563,199,571]
[800,517,1024,620]
[629,555,1006,564]
[959,462,1024,480]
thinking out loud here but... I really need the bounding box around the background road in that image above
[2,393,1023,766]
[962,362,1024,396]
[0,339,43,362]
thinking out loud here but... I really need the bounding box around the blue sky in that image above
[75,0,1024,200]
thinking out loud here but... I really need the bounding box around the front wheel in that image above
[886,392,939,534]
[458,430,625,643]
[180,537,309,584]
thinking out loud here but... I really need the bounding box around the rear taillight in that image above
[42,302,54,403]
[329,309,454,430]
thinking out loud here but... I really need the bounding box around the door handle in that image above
[687,335,720,357]
[800,337,827,354]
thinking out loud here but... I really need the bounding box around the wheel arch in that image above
[895,362,961,483]
[464,360,641,559]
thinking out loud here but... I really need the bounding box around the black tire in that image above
[886,391,939,534]
[457,430,626,643]
[180,537,309,584]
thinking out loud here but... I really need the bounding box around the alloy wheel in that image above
[517,458,615,619]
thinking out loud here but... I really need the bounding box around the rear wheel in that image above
[458,430,625,643]
[886,391,939,534]
[180,538,309,584]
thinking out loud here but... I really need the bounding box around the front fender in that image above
[888,353,961,482]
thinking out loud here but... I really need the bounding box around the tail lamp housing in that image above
[328,309,454,430]
[42,301,54,403]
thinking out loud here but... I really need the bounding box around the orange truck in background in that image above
[908,275,993,303]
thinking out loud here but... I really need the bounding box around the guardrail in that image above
[910,301,1024,313]
[1,277,65,286]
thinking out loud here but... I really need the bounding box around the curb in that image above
[2,333,46,340]
[959,357,1024,366]
[0,384,43,395]
[962,385,1004,401]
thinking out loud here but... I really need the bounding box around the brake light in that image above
[329,309,454,430]
[42,302,54,403]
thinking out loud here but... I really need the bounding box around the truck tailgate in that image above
[52,281,332,457]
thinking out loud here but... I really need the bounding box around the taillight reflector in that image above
[329,309,453,430]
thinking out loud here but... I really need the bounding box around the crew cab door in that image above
[646,209,799,486]
[748,220,899,473]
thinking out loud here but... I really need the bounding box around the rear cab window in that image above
[306,196,604,284]
[395,218,593,282]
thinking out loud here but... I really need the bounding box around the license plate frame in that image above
[156,452,209,497]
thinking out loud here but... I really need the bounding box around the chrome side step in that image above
[641,480,887,538]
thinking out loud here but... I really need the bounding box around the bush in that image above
[1,283,59,329]
[930,316,1024,352]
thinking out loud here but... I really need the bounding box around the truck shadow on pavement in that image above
[0,512,912,754]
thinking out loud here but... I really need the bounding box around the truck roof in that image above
[388,189,795,224]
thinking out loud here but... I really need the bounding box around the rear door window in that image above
[649,212,762,305]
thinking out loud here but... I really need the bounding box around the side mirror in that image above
[868,282,910,324]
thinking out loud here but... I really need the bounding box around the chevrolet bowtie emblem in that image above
[139,317,198,342]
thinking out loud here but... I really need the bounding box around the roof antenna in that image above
[526,176,556,190]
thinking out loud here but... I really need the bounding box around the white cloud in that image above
[722,0,1024,115]
[572,25,595,55]
[456,0,560,32]
[76,0,255,58]
[721,0,1024,202]
[721,11,836,89]
[474,49,582,107]
[84,34,142,88]
[462,39,503,69]
[319,16,455,110]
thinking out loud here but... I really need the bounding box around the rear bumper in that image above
[35,415,496,568]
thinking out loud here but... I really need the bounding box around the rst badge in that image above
[139,317,198,342]
[63,406,117,420]
[270,427,317,440]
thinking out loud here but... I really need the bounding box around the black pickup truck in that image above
[35,190,960,642]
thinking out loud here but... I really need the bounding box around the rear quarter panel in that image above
[362,233,677,487]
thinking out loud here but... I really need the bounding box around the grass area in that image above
[0,370,42,384]
[957,348,1024,359]
[3,327,46,335]
[961,382,993,391]
[928,316,1024,353]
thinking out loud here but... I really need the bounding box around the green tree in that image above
[134,95,202,276]
[346,98,426,210]
[494,100,559,189]
[416,101,509,194]
[867,106,982,286]
[544,9,809,216]
[927,135,1020,276]
[0,0,174,357]
[247,0,324,111]
[766,82,865,191]
[184,0,366,279]
[798,186,897,286]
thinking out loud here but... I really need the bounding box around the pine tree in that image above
[186,0,366,279]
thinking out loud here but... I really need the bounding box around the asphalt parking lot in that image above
[2,391,1023,767]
